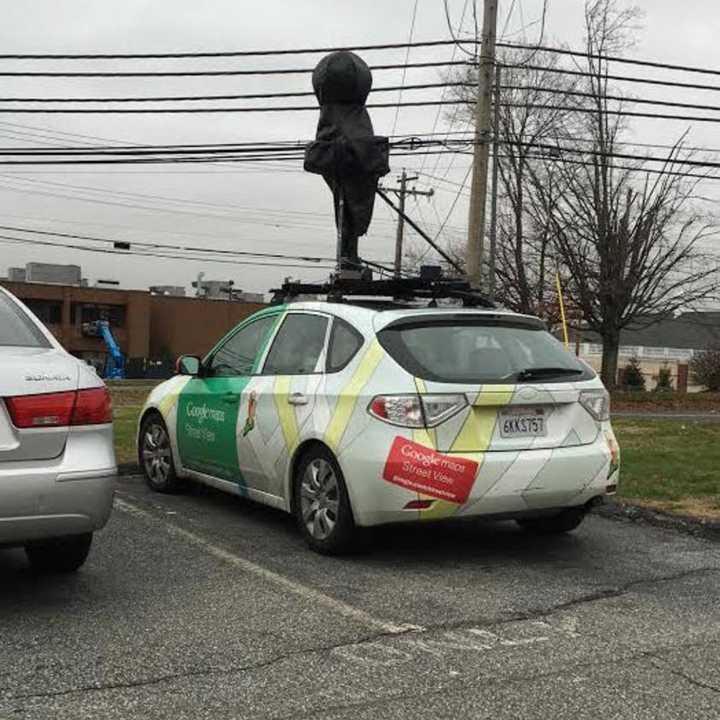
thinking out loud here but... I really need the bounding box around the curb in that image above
[118,462,140,476]
[593,499,720,542]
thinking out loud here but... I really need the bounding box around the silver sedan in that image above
[0,287,116,572]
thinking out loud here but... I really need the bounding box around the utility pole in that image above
[379,168,433,277]
[466,0,499,290]
[488,63,502,300]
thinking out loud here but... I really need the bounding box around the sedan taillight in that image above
[6,387,112,428]
[71,387,113,426]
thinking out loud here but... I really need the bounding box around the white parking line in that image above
[114,496,420,636]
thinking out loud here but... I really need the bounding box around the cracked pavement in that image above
[1,474,719,719]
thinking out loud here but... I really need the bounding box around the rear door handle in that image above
[287,392,308,406]
[221,393,239,405]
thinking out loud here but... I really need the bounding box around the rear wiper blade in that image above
[516,367,583,380]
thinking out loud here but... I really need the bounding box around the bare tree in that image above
[446,50,579,319]
[535,0,719,387]
[412,0,717,378]
[691,345,720,392]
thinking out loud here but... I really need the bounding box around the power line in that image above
[415,163,472,266]
[0,224,338,263]
[8,133,720,170]
[0,39,460,60]
[0,59,471,79]
[0,81,468,104]
[0,172,422,236]
[0,148,467,166]
[499,83,720,114]
[499,101,720,125]
[418,0,470,178]
[391,0,420,137]
[1,36,719,81]
[6,137,720,174]
[494,39,720,77]
[0,145,471,166]
[6,78,720,113]
[496,150,720,183]
[512,0,549,66]
[504,62,720,94]
[4,36,718,80]
[0,120,134,146]
[504,141,720,170]
[0,233,335,270]
[0,129,481,152]
[499,0,518,39]
[443,2,479,59]
[0,99,473,114]
[434,164,473,241]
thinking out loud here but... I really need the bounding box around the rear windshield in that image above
[0,293,51,348]
[377,317,594,384]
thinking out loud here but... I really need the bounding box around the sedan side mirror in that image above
[176,355,201,376]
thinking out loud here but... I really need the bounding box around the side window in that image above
[263,314,328,375]
[207,315,276,377]
[327,318,364,372]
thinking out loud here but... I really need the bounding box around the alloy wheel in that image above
[300,458,340,541]
[142,422,172,486]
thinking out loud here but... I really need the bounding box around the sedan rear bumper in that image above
[0,425,116,546]
[0,475,115,545]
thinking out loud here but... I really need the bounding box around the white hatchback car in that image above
[138,301,619,554]
[0,287,116,571]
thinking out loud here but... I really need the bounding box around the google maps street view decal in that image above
[383,437,479,504]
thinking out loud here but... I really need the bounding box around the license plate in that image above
[499,407,547,438]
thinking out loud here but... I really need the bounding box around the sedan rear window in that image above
[0,293,51,348]
[377,316,593,384]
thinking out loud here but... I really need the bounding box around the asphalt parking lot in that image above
[1,475,719,720]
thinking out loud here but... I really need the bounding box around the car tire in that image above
[293,446,357,555]
[139,412,181,493]
[25,533,93,573]
[516,507,587,534]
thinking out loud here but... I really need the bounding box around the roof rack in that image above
[270,274,496,308]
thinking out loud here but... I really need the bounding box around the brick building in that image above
[0,280,264,370]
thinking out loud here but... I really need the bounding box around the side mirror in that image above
[176,355,201,376]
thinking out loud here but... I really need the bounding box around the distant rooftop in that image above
[583,311,720,350]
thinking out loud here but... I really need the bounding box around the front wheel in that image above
[516,507,587,534]
[294,447,357,555]
[139,413,181,493]
[25,533,93,573]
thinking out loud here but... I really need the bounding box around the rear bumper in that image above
[0,425,116,546]
[341,430,617,527]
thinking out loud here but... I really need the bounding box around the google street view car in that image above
[137,278,619,554]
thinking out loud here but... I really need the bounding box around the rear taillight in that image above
[420,394,468,426]
[368,394,467,428]
[71,387,113,425]
[579,389,610,421]
[6,391,75,428]
[368,395,424,428]
[6,387,112,428]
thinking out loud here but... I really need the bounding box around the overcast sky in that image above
[0,0,717,296]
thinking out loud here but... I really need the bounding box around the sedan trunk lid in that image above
[0,347,80,462]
